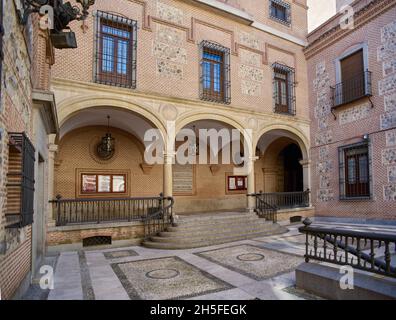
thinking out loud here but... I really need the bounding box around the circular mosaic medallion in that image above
[146,269,180,280]
[236,253,265,262]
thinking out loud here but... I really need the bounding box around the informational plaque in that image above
[173,164,194,195]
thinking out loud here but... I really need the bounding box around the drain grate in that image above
[83,236,112,247]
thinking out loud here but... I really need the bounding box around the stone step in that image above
[174,214,259,227]
[161,222,276,238]
[143,226,287,250]
[168,218,270,232]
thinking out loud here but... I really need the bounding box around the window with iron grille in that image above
[94,11,137,88]
[199,41,231,104]
[6,133,36,228]
[269,0,291,26]
[272,63,296,115]
[339,141,371,200]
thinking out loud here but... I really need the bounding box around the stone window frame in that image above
[272,62,296,116]
[269,0,291,27]
[338,140,373,201]
[199,40,231,105]
[93,11,138,89]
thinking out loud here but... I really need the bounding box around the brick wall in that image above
[306,1,396,220]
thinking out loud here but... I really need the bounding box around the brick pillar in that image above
[247,156,259,213]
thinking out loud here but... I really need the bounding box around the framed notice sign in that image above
[226,174,247,194]
[173,164,196,195]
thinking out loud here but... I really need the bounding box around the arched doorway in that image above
[280,143,303,192]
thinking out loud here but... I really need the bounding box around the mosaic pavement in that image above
[195,244,303,280]
[104,250,139,260]
[42,224,350,300]
[112,256,233,300]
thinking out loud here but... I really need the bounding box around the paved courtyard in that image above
[25,222,396,300]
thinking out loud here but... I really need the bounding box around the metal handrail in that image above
[143,196,175,239]
[299,218,396,278]
[50,194,171,227]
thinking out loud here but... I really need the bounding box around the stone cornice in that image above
[51,78,311,126]
[304,0,396,58]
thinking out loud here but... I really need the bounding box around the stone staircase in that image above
[143,211,288,249]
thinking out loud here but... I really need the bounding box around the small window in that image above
[199,41,231,104]
[81,174,126,194]
[228,176,247,191]
[95,11,137,88]
[272,63,296,115]
[339,142,371,199]
[269,0,291,25]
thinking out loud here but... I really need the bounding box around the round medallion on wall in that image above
[145,269,180,280]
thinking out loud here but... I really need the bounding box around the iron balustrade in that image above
[143,196,174,239]
[248,193,278,223]
[258,190,310,210]
[51,194,173,227]
[331,71,372,107]
[299,218,396,278]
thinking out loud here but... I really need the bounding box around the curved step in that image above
[168,218,271,232]
[143,226,287,249]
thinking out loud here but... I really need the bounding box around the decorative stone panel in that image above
[382,148,396,166]
[241,80,261,96]
[381,20,396,44]
[339,103,371,125]
[315,130,332,146]
[239,65,264,82]
[385,93,396,113]
[316,160,332,175]
[319,146,329,161]
[317,189,334,202]
[153,42,187,64]
[384,185,396,201]
[380,111,396,130]
[157,2,184,25]
[156,24,184,46]
[157,60,183,79]
[239,31,260,50]
[386,129,396,147]
[379,74,396,96]
[319,175,330,189]
[240,49,261,67]
[388,166,396,183]
[383,57,396,77]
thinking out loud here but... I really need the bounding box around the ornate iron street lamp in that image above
[21,0,95,49]
[97,116,115,160]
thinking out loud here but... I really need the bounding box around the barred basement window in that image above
[199,41,231,104]
[339,141,372,200]
[94,11,137,88]
[6,133,35,228]
[272,63,296,115]
[269,0,291,26]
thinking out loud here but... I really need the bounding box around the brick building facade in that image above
[305,0,396,221]
[0,0,58,300]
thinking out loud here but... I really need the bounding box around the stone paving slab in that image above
[111,256,234,300]
[195,244,304,281]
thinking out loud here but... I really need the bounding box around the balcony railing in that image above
[299,219,396,278]
[331,71,372,107]
[248,190,311,223]
[51,194,172,227]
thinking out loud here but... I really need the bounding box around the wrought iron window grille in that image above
[199,40,231,105]
[272,62,296,116]
[269,0,291,26]
[6,132,36,228]
[338,141,372,200]
[94,11,137,89]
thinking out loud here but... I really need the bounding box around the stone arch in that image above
[56,95,167,145]
[254,124,309,160]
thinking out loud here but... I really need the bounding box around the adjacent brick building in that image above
[305,0,396,221]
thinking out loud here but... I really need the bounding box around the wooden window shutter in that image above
[340,49,364,80]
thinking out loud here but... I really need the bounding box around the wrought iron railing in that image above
[257,190,310,210]
[249,193,278,223]
[331,71,372,107]
[51,194,172,227]
[299,218,396,278]
[143,196,174,239]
